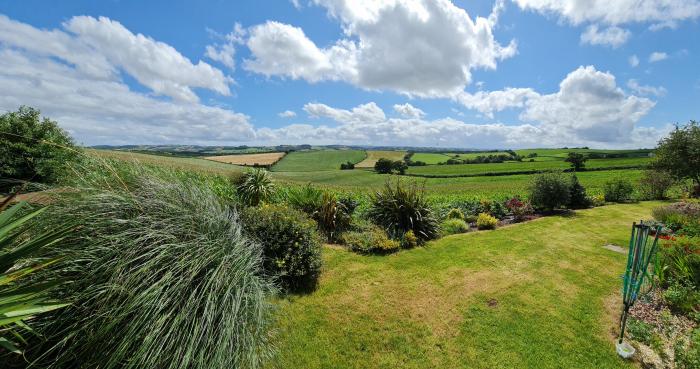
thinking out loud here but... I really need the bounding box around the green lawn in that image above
[272,150,367,172]
[269,202,660,369]
[406,157,650,177]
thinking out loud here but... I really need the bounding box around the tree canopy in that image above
[653,120,700,196]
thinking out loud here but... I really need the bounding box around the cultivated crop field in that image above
[204,152,286,166]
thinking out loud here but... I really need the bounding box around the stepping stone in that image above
[603,244,626,254]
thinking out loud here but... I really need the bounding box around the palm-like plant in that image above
[237,168,274,206]
[0,200,69,354]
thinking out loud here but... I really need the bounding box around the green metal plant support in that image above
[619,222,661,345]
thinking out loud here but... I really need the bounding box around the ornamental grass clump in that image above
[27,161,276,369]
[367,179,439,242]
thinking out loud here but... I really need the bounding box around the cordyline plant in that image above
[24,161,276,369]
[367,178,439,242]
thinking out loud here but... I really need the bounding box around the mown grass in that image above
[356,150,407,168]
[406,157,650,177]
[272,150,367,172]
[268,202,661,369]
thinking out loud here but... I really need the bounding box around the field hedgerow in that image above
[27,161,276,369]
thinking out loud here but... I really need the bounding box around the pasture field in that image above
[411,152,451,164]
[405,157,650,177]
[515,148,653,159]
[272,149,366,172]
[355,150,406,168]
[271,168,645,197]
[204,152,286,166]
[267,202,659,368]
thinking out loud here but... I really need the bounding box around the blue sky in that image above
[0,0,698,149]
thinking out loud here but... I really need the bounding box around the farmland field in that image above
[204,152,286,166]
[411,152,451,164]
[355,150,407,168]
[406,157,650,177]
[92,149,648,198]
[272,149,366,172]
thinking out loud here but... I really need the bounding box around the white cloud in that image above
[204,23,247,70]
[304,102,386,124]
[0,15,252,145]
[629,55,640,67]
[512,0,700,26]
[278,110,297,118]
[393,103,426,119]
[649,20,678,31]
[455,88,538,118]
[244,0,516,97]
[259,99,664,148]
[580,25,630,48]
[627,79,667,97]
[290,0,302,9]
[649,51,669,62]
[62,16,233,103]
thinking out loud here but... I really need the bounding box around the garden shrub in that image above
[639,169,676,200]
[314,192,353,242]
[464,214,478,223]
[603,178,634,202]
[342,225,400,254]
[529,172,571,211]
[0,106,81,191]
[29,163,276,369]
[505,197,533,222]
[626,318,655,345]
[242,204,322,291]
[568,175,591,209]
[237,168,275,206]
[588,194,606,207]
[447,208,465,220]
[658,237,700,288]
[476,213,498,230]
[441,218,469,236]
[401,230,419,249]
[367,179,439,242]
[663,281,700,316]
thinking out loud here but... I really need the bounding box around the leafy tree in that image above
[653,121,700,196]
[639,169,675,200]
[391,160,408,175]
[0,106,80,190]
[564,152,587,171]
[340,161,355,170]
[374,158,395,174]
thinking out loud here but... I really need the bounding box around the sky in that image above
[0,0,698,149]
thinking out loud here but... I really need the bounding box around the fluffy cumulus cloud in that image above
[580,25,630,48]
[393,103,426,118]
[257,66,664,149]
[0,14,253,144]
[244,0,516,97]
[629,55,640,67]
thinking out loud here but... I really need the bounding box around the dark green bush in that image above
[568,175,591,209]
[314,192,353,242]
[242,204,322,291]
[29,163,276,369]
[603,178,634,202]
[0,106,80,191]
[367,179,439,242]
[529,172,571,211]
[663,281,700,316]
[639,169,676,200]
[658,237,700,288]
